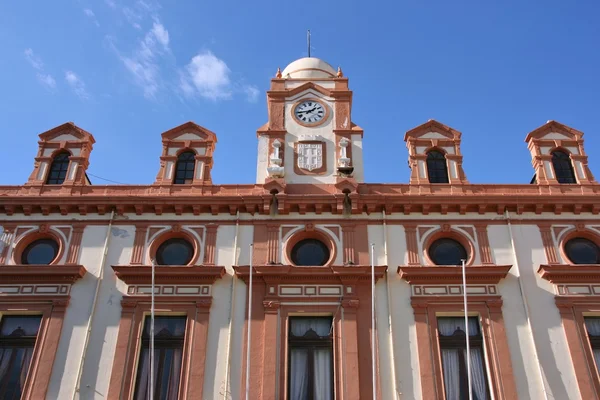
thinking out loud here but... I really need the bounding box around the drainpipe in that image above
[382,209,400,399]
[504,209,549,400]
[72,209,115,400]
[223,210,241,399]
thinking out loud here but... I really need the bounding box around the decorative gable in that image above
[154,121,217,185]
[26,122,95,186]
[525,120,596,184]
[404,120,468,184]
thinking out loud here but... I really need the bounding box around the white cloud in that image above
[151,22,169,49]
[83,8,100,27]
[24,48,57,90]
[180,51,232,101]
[119,20,170,98]
[104,0,117,9]
[37,73,57,89]
[24,48,44,70]
[243,85,260,103]
[65,71,89,99]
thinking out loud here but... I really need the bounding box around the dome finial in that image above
[276,67,282,78]
[337,66,343,78]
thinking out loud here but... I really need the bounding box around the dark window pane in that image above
[288,317,333,400]
[438,317,489,400]
[21,239,59,265]
[565,237,600,264]
[426,151,449,183]
[134,316,185,400]
[155,238,194,265]
[45,151,71,185]
[290,239,330,266]
[173,151,196,184]
[142,316,187,338]
[0,315,41,400]
[552,151,577,184]
[0,316,42,337]
[429,238,468,266]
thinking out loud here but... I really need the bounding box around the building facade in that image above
[1,56,600,400]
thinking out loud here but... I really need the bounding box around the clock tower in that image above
[256,57,364,185]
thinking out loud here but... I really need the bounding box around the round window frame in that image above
[13,230,64,265]
[149,231,199,266]
[560,229,600,265]
[423,230,475,267]
[285,230,336,267]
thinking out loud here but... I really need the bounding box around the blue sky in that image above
[1,0,599,186]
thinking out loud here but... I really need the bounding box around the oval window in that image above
[565,237,600,265]
[155,238,194,265]
[429,238,468,266]
[21,238,59,265]
[290,239,330,266]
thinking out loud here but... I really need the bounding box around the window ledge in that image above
[397,265,512,284]
[112,265,226,285]
[0,264,87,284]
[233,264,388,284]
[537,264,600,284]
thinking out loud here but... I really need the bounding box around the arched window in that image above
[552,151,577,184]
[173,151,196,184]
[426,150,449,183]
[45,151,70,184]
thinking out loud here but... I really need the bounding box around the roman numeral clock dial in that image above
[294,100,326,125]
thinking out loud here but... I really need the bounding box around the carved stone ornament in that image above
[267,139,285,178]
[297,143,322,171]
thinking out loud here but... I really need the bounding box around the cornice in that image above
[0,265,87,284]
[233,264,388,284]
[397,265,512,284]
[537,264,600,284]
[112,265,226,285]
[0,183,599,216]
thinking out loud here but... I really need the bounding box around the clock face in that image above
[294,100,326,125]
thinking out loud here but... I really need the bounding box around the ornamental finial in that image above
[276,67,282,78]
[337,66,343,78]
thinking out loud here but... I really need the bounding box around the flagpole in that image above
[245,244,254,400]
[370,243,377,400]
[150,258,155,400]
[462,258,473,400]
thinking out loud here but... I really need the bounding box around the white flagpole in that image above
[150,258,155,400]
[370,243,377,400]
[245,244,254,400]
[461,258,473,400]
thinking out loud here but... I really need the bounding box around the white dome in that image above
[281,57,336,79]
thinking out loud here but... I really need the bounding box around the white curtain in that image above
[290,349,308,400]
[290,318,331,337]
[438,317,479,337]
[468,348,489,400]
[313,348,332,400]
[441,349,460,400]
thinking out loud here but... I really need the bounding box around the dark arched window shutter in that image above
[426,150,449,183]
[552,151,577,184]
[173,151,196,184]
[45,152,71,184]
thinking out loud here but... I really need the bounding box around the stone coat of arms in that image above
[297,142,323,171]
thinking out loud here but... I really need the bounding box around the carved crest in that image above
[297,142,323,171]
